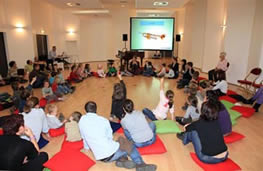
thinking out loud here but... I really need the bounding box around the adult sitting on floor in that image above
[20,97,50,145]
[177,101,228,164]
[228,85,263,112]
[121,99,156,148]
[208,52,228,82]
[79,101,157,171]
[29,64,48,88]
[0,114,48,171]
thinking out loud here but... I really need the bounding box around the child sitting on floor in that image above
[206,90,232,136]
[129,56,141,75]
[143,78,175,121]
[176,95,200,126]
[177,62,195,89]
[76,64,87,79]
[119,64,133,77]
[107,63,117,77]
[11,77,36,110]
[97,64,106,78]
[165,65,175,79]
[69,65,83,83]
[170,57,179,79]
[180,59,187,74]
[46,104,66,129]
[143,61,155,77]
[212,70,228,96]
[156,63,166,77]
[42,80,63,103]
[57,69,75,92]
[49,72,56,85]
[84,63,92,77]
[65,111,82,142]
[52,76,72,96]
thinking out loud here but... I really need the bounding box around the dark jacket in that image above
[111,80,127,120]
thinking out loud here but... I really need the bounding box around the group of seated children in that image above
[67,56,181,80]
[19,96,83,149]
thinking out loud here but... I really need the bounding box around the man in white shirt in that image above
[47,46,57,69]
[208,52,229,82]
[121,99,156,148]
[79,101,157,171]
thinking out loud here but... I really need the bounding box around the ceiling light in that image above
[153,1,169,6]
[66,2,80,7]
[72,10,110,14]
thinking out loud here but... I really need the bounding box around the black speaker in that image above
[176,34,181,42]
[123,34,128,41]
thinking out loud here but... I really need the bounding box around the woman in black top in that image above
[177,101,228,164]
[0,115,48,171]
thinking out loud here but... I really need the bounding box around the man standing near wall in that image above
[47,46,57,69]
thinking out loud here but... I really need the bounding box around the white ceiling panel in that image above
[45,0,103,9]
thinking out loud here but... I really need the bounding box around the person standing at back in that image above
[47,46,57,69]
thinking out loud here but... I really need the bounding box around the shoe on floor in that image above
[116,160,136,169]
[136,163,157,171]
[176,132,185,141]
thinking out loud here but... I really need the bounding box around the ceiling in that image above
[44,0,190,16]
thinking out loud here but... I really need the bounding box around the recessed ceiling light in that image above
[72,10,110,14]
[66,2,80,7]
[153,1,169,6]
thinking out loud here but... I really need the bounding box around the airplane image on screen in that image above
[140,32,166,40]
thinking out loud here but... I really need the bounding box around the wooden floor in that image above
[1,59,263,171]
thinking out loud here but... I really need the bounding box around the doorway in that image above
[36,34,48,61]
[0,32,8,77]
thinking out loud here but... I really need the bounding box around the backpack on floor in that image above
[0,93,14,111]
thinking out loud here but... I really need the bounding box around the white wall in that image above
[79,7,136,62]
[175,9,185,58]
[182,0,206,68]
[0,0,35,68]
[182,1,194,61]
[202,0,225,72]
[31,0,80,60]
[79,16,113,62]
[179,0,260,84]
[224,0,256,84]
[248,0,263,71]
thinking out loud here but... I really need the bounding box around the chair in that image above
[252,80,263,93]
[237,67,262,92]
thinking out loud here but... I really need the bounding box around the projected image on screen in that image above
[130,18,174,51]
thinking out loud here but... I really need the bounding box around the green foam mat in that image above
[154,120,182,134]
